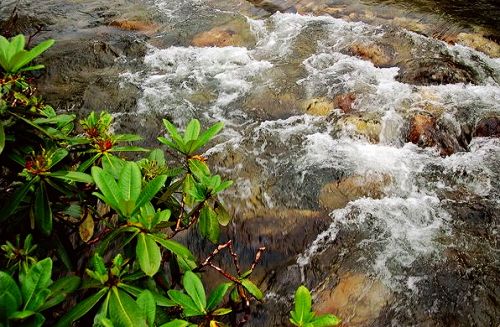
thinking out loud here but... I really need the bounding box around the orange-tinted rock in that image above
[314,273,393,326]
[349,42,392,67]
[303,98,334,116]
[337,115,382,143]
[333,92,356,113]
[408,114,437,148]
[456,33,500,58]
[110,20,158,33]
[191,19,255,48]
[319,174,392,210]
[474,116,500,137]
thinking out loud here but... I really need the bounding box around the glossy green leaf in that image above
[34,182,52,235]
[199,204,220,243]
[39,276,81,311]
[109,287,147,327]
[214,202,231,226]
[91,166,123,215]
[191,121,224,153]
[118,283,175,307]
[0,271,22,320]
[118,161,141,211]
[240,279,263,301]
[149,148,165,164]
[77,153,101,172]
[48,171,94,184]
[188,159,210,180]
[207,282,232,311]
[183,119,201,143]
[47,148,69,168]
[212,308,232,316]
[136,290,156,326]
[136,233,161,277]
[183,271,206,313]
[21,258,52,311]
[159,320,190,327]
[167,290,203,317]
[54,287,108,327]
[151,235,194,260]
[311,314,341,327]
[162,119,186,153]
[8,309,35,320]
[132,175,167,215]
[11,38,54,73]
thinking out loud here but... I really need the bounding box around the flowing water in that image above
[3,0,499,325]
[119,1,500,325]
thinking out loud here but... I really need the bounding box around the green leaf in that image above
[150,235,194,260]
[136,233,161,277]
[21,258,52,311]
[162,119,186,153]
[214,202,231,226]
[207,282,232,311]
[8,309,36,320]
[167,290,203,317]
[159,320,190,327]
[11,39,54,73]
[113,134,143,142]
[240,279,263,301]
[191,122,224,153]
[198,204,220,243]
[136,290,156,326]
[34,182,52,236]
[47,148,69,169]
[148,148,165,164]
[0,271,22,320]
[91,166,123,215]
[0,176,39,222]
[213,180,233,194]
[48,171,94,184]
[118,162,142,212]
[77,153,101,172]
[158,136,180,152]
[54,287,108,327]
[109,146,148,152]
[0,122,5,154]
[188,159,210,180]
[132,175,167,215]
[109,287,147,327]
[39,276,81,311]
[291,285,312,325]
[118,283,174,307]
[212,308,232,316]
[183,271,206,313]
[183,119,201,143]
[311,314,341,327]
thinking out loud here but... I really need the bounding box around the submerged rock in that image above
[337,115,382,143]
[191,18,256,48]
[474,116,500,137]
[314,273,393,326]
[319,173,392,210]
[303,98,334,116]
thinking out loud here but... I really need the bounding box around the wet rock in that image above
[191,18,256,48]
[244,89,301,120]
[349,42,393,67]
[406,113,470,156]
[110,20,158,34]
[456,33,500,58]
[245,0,297,14]
[333,92,356,113]
[474,116,500,137]
[303,98,334,116]
[314,273,393,326]
[337,114,382,143]
[318,173,391,210]
[396,57,478,85]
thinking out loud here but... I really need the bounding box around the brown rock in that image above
[349,42,392,67]
[110,20,158,34]
[474,116,500,137]
[333,92,356,113]
[319,174,392,210]
[408,114,437,148]
[337,115,382,143]
[191,19,255,48]
[315,273,393,326]
[456,33,500,58]
[303,98,334,116]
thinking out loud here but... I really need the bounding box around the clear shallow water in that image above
[123,1,500,325]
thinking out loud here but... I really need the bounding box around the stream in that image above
[1,0,499,325]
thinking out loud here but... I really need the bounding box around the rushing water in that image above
[3,0,498,325]
[118,1,500,324]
